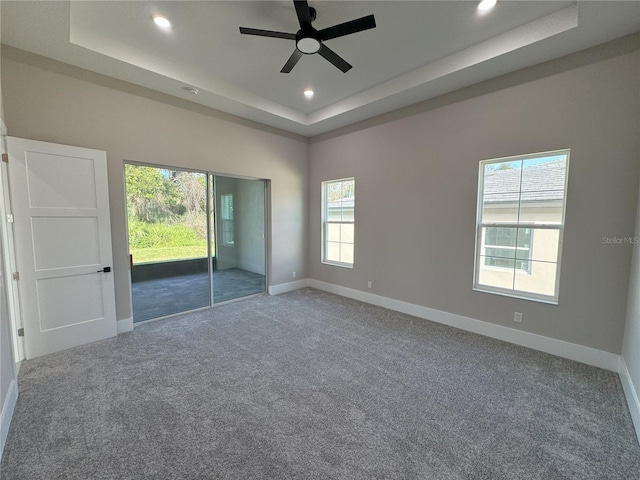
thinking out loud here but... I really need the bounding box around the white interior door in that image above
[7,137,117,358]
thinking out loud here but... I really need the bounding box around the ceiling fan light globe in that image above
[297,37,321,54]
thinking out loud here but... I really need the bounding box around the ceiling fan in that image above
[239,0,376,73]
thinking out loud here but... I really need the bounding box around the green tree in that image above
[125,165,179,222]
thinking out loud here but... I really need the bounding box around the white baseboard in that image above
[268,279,310,296]
[619,357,640,445]
[117,317,133,334]
[1,379,18,457]
[308,279,620,372]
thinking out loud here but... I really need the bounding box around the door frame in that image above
[0,131,25,362]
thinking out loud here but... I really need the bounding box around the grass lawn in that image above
[131,245,209,264]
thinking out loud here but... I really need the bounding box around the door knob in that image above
[97,267,111,273]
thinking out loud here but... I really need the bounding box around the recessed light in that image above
[304,89,314,99]
[153,16,172,29]
[478,0,497,12]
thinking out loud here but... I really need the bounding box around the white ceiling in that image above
[1,1,639,137]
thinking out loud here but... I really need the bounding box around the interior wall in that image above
[622,133,640,422]
[235,178,266,275]
[309,35,640,354]
[1,46,309,322]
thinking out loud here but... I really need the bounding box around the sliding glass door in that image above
[212,176,266,303]
[126,165,211,322]
[126,164,266,322]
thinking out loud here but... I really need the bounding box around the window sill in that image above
[473,285,558,305]
[322,260,354,269]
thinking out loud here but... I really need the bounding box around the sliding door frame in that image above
[123,160,269,324]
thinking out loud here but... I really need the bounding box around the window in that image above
[322,178,355,267]
[474,150,569,303]
[484,227,532,273]
[221,193,234,245]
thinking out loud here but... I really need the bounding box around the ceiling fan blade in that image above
[320,14,376,41]
[239,27,296,40]
[281,49,303,73]
[318,44,352,73]
[294,0,313,26]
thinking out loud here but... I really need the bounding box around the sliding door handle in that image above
[97,267,111,273]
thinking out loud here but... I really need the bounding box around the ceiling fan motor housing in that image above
[296,29,321,54]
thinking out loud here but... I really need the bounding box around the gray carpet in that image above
[2,288,639,479]
[132,268,266,322]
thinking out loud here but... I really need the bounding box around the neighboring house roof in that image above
[327,197,355,209]
[484,159,566,204]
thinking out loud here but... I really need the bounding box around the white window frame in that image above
[473,149,570,304]
[321,177,355,268]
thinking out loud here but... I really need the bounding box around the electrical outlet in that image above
[367,281,372,289]
[292,271,296,278]
[514,312,523,323]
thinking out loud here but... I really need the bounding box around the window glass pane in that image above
[519,155,566,224]
[341,224,354,244]
[327,224,340,242]
[485,248,517,261]
[514,261,557,296]
[513,228,533,263]
[518,228,559,263]
[478,256,514,289]
[521,155,566,192]
[341,199,355,222]
[326,202,342,221]
[341,180,354,198]
[481,201,519,224]
[519,191,564,224]
[341,244,354,265]
[485,227,517,247]
[483,161,522,192]
[326,242,340,263]
[482,161,521,223]
[327,182,342,201]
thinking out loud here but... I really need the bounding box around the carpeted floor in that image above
[2,288,639,479]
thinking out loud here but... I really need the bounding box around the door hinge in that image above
[6,213,13,223]
[1,153,7,163]
[17,328,24,337]
[12,272,19,281]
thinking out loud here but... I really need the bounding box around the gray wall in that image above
[309,35,640,354]
[235,178,266,275]
[623,140,640,414]
[1,46,309,322]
